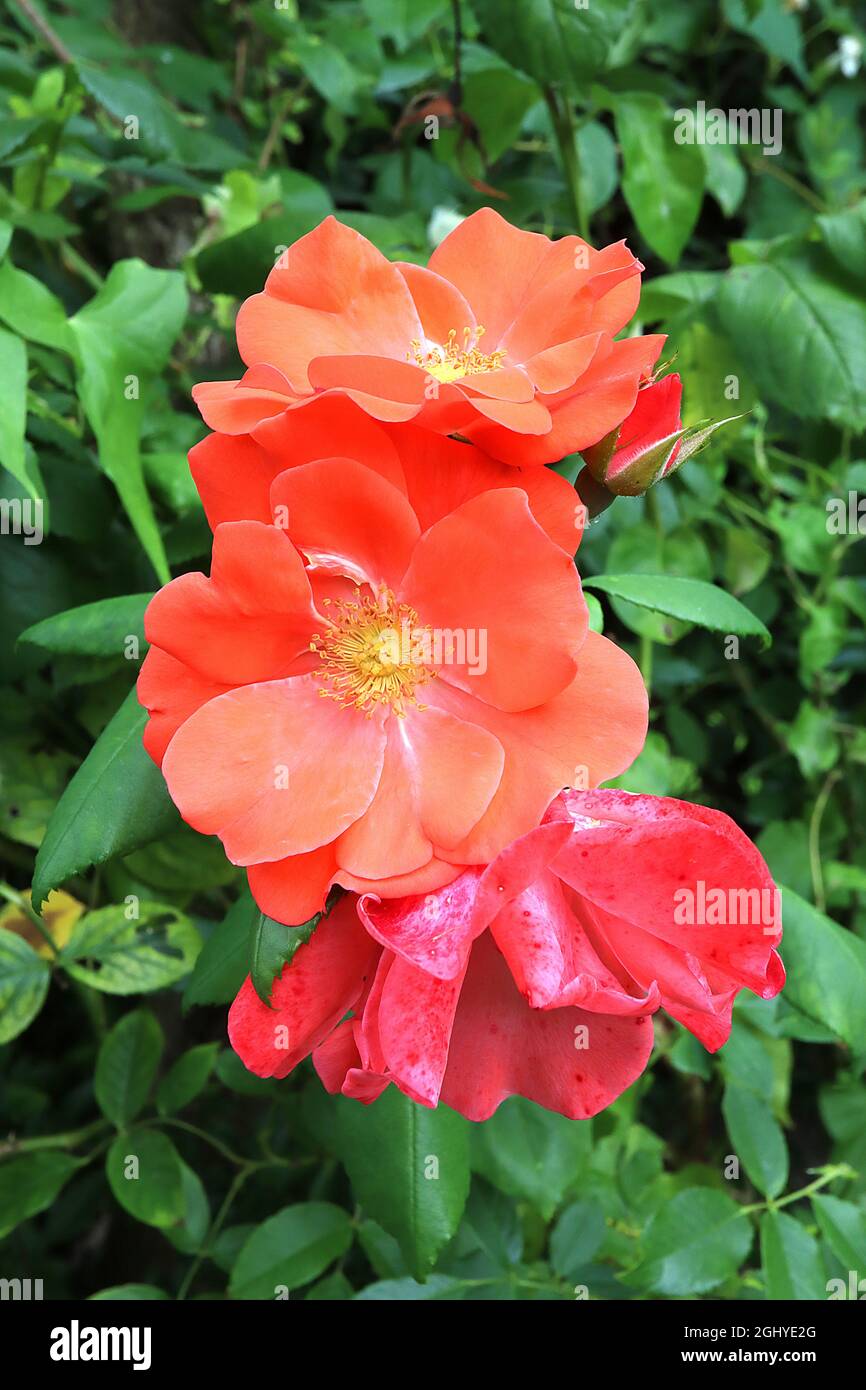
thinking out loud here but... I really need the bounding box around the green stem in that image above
[0,881,58,955]
[0,1119,110,1159]
[809,770,841,913]
[743,1164,854,1217]
[177,1167,250,1301]
[543,87,588,240]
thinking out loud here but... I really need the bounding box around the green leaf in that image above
[0,1152,81,1239]
[760,1211,827,1300]
[779,888,866,1050]
[583,574,770,643]
[0,325,42,499]
[0,930,50,1043]
[122,828,237,893]
[60,902,200,995]
[818,199,866,281]
[105,1130,185,1228]
[164,1161,210,1254]
[69,259,188,583]
[94,1008,164,1126]
[32,689,180,911]
[612,93,705,264]
[89,1285,169,1300]
[811,1194,866,1271]
[722,0,806,80]
[549,1199,607,1279]
[183,890,253,1010]
[471,1096,591,1220]
[249,908,320,1006]
[624,1188,752,1295]
[337,1088,470,1278]
[717,246,866,432]
[229,1203,353,1298]
[0,257,75,353]
[156,1043,218,1115]
[19,594,151,657]
[359,0,448,51]
[472,0,641,88]
[722,1084,788,1198]
[355,1275,465,1301]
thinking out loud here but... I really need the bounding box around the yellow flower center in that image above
[311,591,434,716]
[407,326,506,383]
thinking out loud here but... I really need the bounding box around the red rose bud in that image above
[582,374,684,497]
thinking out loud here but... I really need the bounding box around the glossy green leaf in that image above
[19,594,151,657]
[338,1088,470,1278]
[613,93,705,263]
[760,1211,827,1301]
[32,689,180,910]
[249,908,320,1006]
[106,1130,185,1228]
[722,1084,788,1198]
[69,260,187,583]
[471,1097,591,1220]
[779,888,866,1050]
[0,929,50,1043]
[94,1009,164,1126]
[61,902,200,995]
[229,1203,353,1298]
[624,1188,752,1295]
[584,574,770,642]
[183,890,253,1010]
[156,1043,219,1115]
[0,1152,81,1239]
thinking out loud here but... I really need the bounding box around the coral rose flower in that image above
[192,209,666,468]
[187,393,581,555]
[228,892,655,1122]
[227,787,782,1120]
[138,447,647,924]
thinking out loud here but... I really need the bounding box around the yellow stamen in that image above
[407,326,506,383]
[311,590,434,717]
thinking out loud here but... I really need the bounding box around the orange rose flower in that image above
[139,440,647,925]
[192,210,666,468]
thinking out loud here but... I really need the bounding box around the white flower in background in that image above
[427,206,465,248]
[837,35,863,78]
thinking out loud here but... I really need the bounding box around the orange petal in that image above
[335,856,462,899]
[400,489,583,711]
[465,393,552,434]
[191,370,298,434]
[469,334,666,466]
[459,365,535,403]
[138,647,233,766]
[307,354,428,407]
[423,630,648,864]
[161,675,387,864]
[238,217,422,388]
[247,844,338,926]
[395,262,477,343]
[336,705,504,878]
[189,432,280,531]
[269,456,420,590]
[252,394,406,492]
[428,208,555,346]
[502,241,642,361]
[385,424,580,550]
[523,334,601,395]
[144,522,319,685]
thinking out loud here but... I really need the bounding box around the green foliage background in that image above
[1,0,865,1301]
